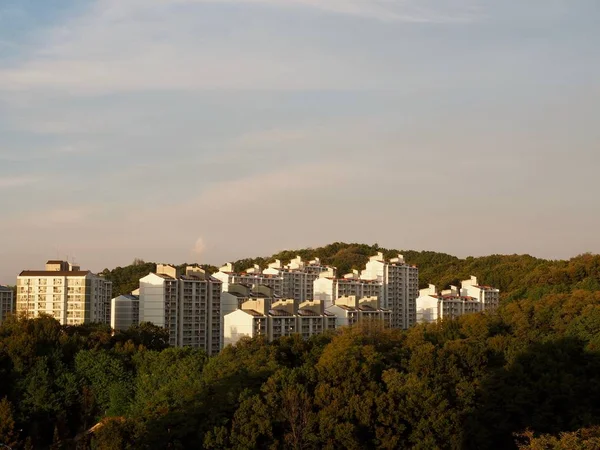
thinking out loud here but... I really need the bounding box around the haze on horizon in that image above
[0,0,599,284]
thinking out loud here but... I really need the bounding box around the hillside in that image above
[101,243,600,302]
[233,242,600,302]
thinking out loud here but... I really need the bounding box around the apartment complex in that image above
[314,253,419,329]
[214,256,333,303]
[16,260,112,325]
[415,277,500,323]
[110,294,140,331]
[223,298,336,347]
[0,285,14,323]
[326,295,391,327]
[139,265,222,354]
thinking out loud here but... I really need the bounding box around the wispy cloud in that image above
[0,0,480,94]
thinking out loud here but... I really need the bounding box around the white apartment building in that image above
[223,298,336,347]
[16,260,112,325]
[213,263,284,297]
[219,283,279,349]
[267,256,331,302]
[215,257,334,304]
[326,296,391,328]
[313,270,381,308]
[460,276,500,311]
[360,253,419,329]
[110,294,140,331]
[416,278,500,324]
[139,264,222,354]
[0,285,14,323]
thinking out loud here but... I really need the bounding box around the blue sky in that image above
[0,0,599,283]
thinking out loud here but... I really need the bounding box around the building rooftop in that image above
[242,309,266,317]
[19,270,93,277]
[154,273,175,280]
[336,305,356,311]
[269,308,294,317]
[297,309,321,316]
[358,305,377,311]
[0,285,12,292]
[116,294,139,301]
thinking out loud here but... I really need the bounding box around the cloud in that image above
[0,0,480,94]
[192,237,206,256]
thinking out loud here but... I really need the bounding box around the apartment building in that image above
[313,270,381,308]
[360,253,419,329]
[460,276,500,311]
[416,278,500,324]
[326,296,391,328]
[110,294,140,331]
[223,298,336,347]
[16,260,112,325]
[219,283,279,349]
[213,263,284,297]
[215,257,334,304]
[139,264,222,354]
[264,257,331,302]
[0,285,14,323]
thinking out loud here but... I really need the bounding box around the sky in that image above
[0,0,599,283]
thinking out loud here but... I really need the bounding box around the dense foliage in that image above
[1,288,600,448]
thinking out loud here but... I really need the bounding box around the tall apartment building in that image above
[16,260,112,325]
[223,298,336,347]
[111,294,140,331]
[139,264,222,355]
[0,285,14,323]
[360,253,419,329]
[415,277,500,324]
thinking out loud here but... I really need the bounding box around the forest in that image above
[1,290,600,448]
[1,244,599,449]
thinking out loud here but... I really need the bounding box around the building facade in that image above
[215,257,334,304]
[110,294,140,331]
[0,285,14,323]
[16,260,112,325]
[359,253,419,329]
[139,265,222,354]
[326,295,391,328]
[416,278,500,324]
[223,298,336,347]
